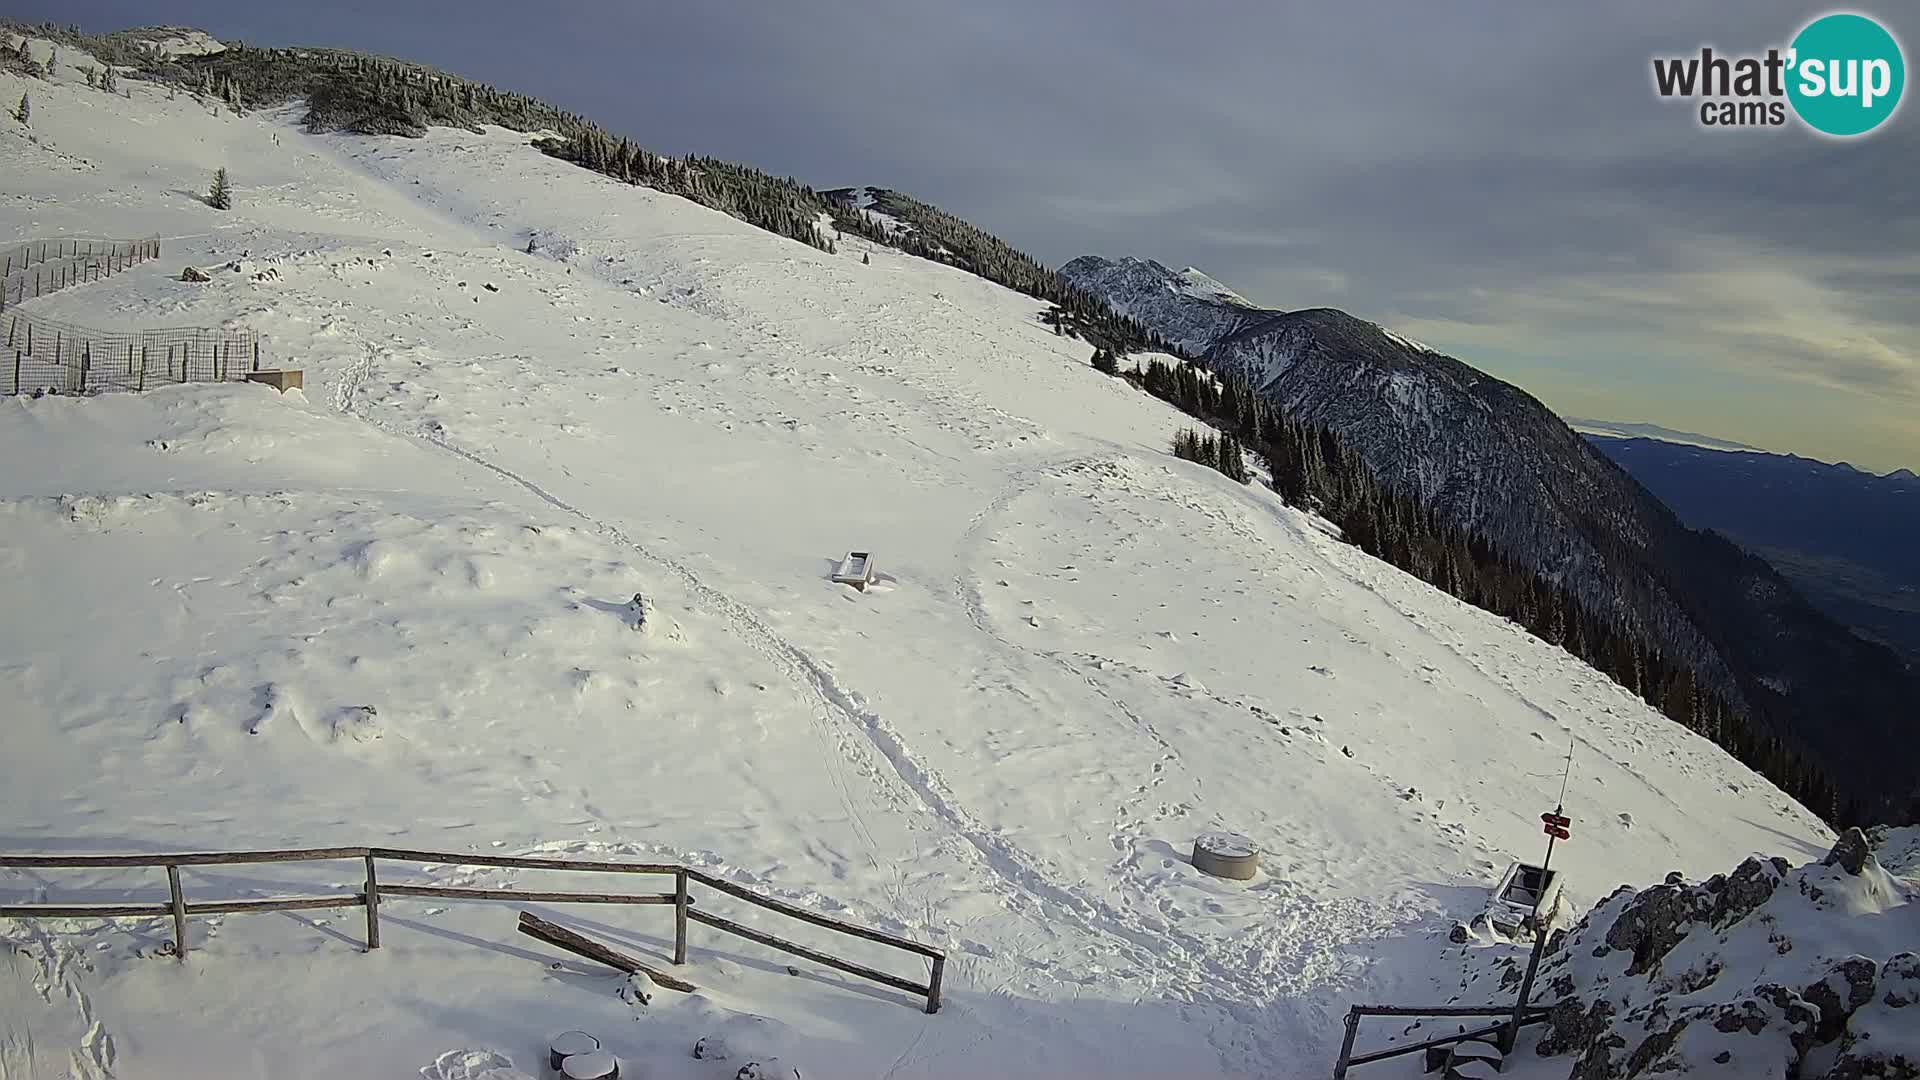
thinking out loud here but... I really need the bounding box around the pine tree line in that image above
[1109,355,1859,826]
[1170,427,1250,482]
[2,20,1169,344]
[5,30,843,255]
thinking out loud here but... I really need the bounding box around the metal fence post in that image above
[167,865,189,959]
[1332,1009,1360,1079]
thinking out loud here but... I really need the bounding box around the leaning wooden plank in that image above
[516,911,696,992]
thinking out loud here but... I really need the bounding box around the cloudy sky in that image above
[31,1,1920,471]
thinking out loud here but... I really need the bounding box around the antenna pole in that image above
[1505,736,1575,1054]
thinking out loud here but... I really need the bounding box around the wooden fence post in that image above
[363,854,381,950]
[138,346,147,391]
[11,352,18,395]
[926,954,945,1014]
[167,865,189,959]
[673,870,689,965]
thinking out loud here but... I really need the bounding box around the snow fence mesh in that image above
[4,308,264,395]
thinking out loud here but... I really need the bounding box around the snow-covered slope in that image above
[1059,259,1920,822]
[0,37,1836,1080]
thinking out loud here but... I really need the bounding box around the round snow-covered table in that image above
[1192,831,1260,880]
[549,1032,601,1073]
[560,1049,619,1079]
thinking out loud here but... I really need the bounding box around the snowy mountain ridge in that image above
[1059,256,1920,824]
[0,27,1850,1080]
[1058,254,1261,354]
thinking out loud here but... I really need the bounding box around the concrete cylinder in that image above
[1192,831,1260,880]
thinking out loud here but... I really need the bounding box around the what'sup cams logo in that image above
[1652,12,1905,136]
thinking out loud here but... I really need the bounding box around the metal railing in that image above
[0,845,945,1013]
[1330,1003,1553,1077]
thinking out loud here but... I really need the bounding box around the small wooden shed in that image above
[832,551,875,591]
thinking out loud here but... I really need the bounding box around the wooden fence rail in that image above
[0,845,944,1013]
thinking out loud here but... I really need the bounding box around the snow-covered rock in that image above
[1448,827,1919,1079]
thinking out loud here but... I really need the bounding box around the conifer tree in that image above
[1217,434,1249,483]
[13,92,27,126]
[208,167,232,210]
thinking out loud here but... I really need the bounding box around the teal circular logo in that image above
[1787,13,1905,136]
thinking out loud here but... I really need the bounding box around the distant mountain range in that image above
[1585,435,1920,661]
[1564,419,1764,454]
[1059,255,1918,819]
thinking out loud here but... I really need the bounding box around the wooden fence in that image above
[0,846,946,1013]
[1,236,162,313]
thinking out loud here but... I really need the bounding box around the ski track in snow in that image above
[339,360,1356,1070]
